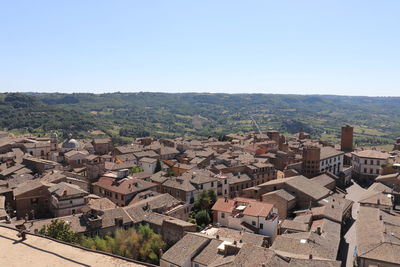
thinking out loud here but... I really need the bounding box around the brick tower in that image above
[302,146,321,178]
[341,125,353,152]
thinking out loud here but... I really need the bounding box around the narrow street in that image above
[342,181,367,267]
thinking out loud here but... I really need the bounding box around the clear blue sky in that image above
[1,1,399,96]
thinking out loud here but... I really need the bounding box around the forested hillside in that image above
[1,92,399,147]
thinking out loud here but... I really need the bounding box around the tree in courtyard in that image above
[154,159,162,173]
[39,219,79,243]
[79,224,165,265]
[190,189,217,229]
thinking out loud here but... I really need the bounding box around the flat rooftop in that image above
[0,225,146,267]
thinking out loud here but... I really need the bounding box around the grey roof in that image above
[271,231,339,261]
[184,170,218,185]
[310,174,336,188]
[213,228,267,247]
[13,180,49,197]
[227,173,252,185]
[231,243,289,267]
[320,147,343,160]
[262,189,296,202]
[162,178,196,192]
[281,220,309,232]
[285,175,331,201]
[129,193,182,211]
[356,206,400,264]
[150,171,168,183]
[48,182,88,198]
[161,233,210,266]
[192,239,236,266]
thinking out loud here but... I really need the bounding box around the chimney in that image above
[316,227,321,235]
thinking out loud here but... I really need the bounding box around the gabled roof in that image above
[243,202,273,217]
[271,231,339,260]
[310,173,336,188]
[162,178,196,192]
[48,182,88,198]
[212,198,236,213]
[161,233,210,266]
[262,189,296,202]
[356,206,400,264]
[93,177,157,195]
[285,175,331,201]
[13,180,49,197]
[352,150,390,159]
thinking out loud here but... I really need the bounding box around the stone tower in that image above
[50,132,58,151]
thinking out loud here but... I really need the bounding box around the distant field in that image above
[1,92,399,147]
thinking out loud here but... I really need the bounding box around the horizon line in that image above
[1,90,399,98]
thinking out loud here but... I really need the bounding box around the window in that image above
[31,198,39,205]
[365,160,368,164]
[200,185,203,190]
[121,195,124,200]
[252,221,256,226]
[70,200,73,204]
[260,223,264,229]
[224,189,227,194]
[370,169,373,174]
[364,168,367,173]
[370,160,374,165]
[211,182,214,187]
[376,169,380,174]
[221,212,225,218]
[224,180,227,184]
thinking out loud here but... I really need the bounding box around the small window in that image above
[260,223,264,229]
[211,182,214,187]
[221,212,225,218]
[224,180,227,184]
[252,221,256,226]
